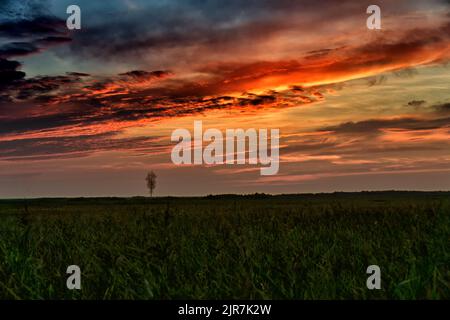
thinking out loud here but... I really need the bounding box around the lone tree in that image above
[146,171,157,197]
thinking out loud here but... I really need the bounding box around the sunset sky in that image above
[1,0,449,197]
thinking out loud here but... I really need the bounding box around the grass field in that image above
[0,192,448,300]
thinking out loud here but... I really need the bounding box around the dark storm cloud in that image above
[0,8,71,109]
[69,17,289,61]
[0,35,70,59]
[0,16,66,38]
[0,14,70,93]
[65,0,450,63]
[0,58,21,71]
[0,58,25,84]
[0,69,26,84]
[62,0,375,60]
[0,2,70,82]
[0,41,40,58]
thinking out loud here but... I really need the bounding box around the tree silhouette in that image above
[146,171,157,197]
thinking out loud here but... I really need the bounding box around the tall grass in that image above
[0,192,448,299]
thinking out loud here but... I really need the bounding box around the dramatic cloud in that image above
[0,1,70,96]
[0,16,67,38]
[66,0,450,63]
[1,0,450,196]
[0,68,327,141]
[0,14,70,59]
[0,58,25,84]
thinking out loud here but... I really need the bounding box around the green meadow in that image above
[0,192,448,300]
